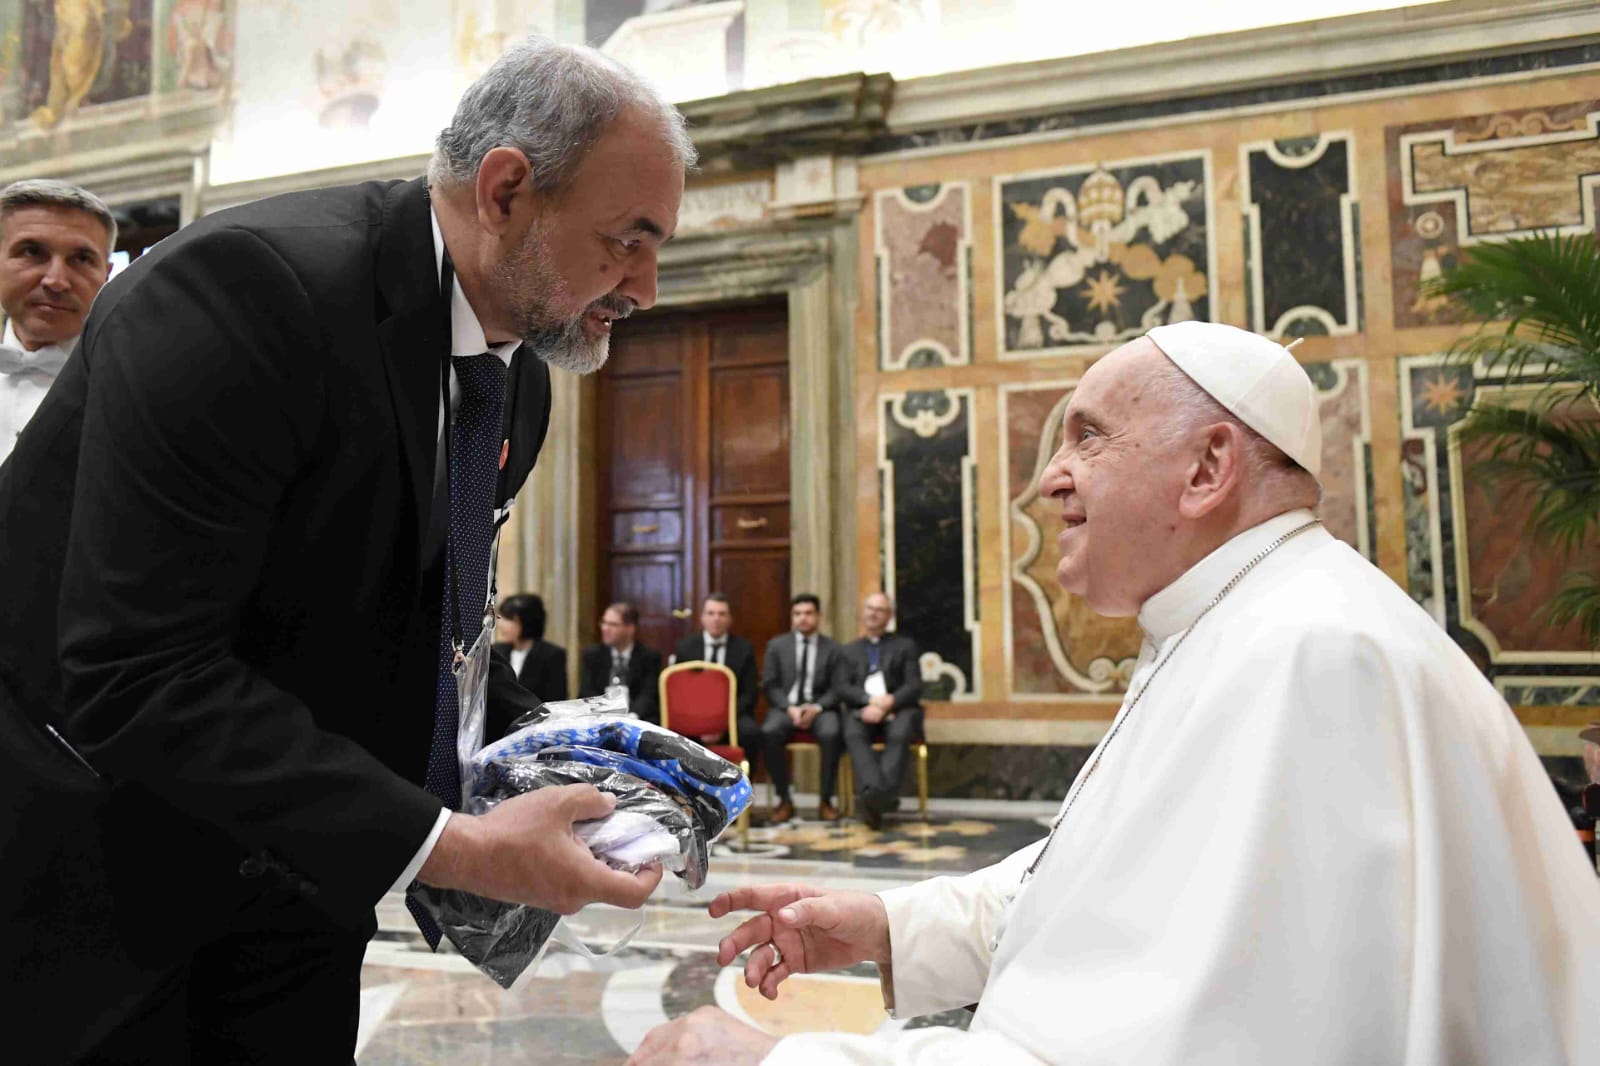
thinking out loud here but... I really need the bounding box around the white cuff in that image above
[387,807,451,896]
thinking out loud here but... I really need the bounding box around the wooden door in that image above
[596,302,792,665]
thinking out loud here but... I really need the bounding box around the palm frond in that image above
[1548,572,1600,650]
[1424,233,1600,395]
[1457,403,1600,554]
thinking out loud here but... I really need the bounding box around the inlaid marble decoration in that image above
[1003,362,1374,698]
[875,182,972,369]
[1240,134,1361,337]
[1387,101,1600,328]
[1399,355,1600,703]
[995,152,1213,358]
[879,389,979,701]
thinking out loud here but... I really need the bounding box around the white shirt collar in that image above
[1,319,75,376]
[1137,509,1317,644]
[429,208,520,368]
[703,632,725,645]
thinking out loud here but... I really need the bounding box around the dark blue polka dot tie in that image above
[410,352,505,948]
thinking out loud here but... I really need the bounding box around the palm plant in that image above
[1423,233,1600,648]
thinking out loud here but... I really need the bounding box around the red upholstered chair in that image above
[659,661,749,848]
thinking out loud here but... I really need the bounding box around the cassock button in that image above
[989,937,999,951]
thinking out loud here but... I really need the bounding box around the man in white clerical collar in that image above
[629,321,1600,1066]
[0,179,116,461]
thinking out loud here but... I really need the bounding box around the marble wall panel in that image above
[995,152,1213,358]
[1387,100,1600,328]
[879,389,979,700]
[1240,133,1361,338]
[875,182,972,369]
[1399,356,1600,703]
[1002,362,1374,699]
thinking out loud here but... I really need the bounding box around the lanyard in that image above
[438,249,522,659]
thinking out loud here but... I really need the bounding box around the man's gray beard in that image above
[493,226,611,375]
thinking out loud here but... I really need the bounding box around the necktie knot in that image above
[456,351,506,404]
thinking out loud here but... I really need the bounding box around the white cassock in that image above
[762,509,1600,1065]
[0,319,73,463]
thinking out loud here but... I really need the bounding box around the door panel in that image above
[710,364,789,498]
[597,301,791,669]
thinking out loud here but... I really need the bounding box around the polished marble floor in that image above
[356,807,1050,1064]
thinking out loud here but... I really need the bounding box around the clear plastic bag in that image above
[413,707,751,988]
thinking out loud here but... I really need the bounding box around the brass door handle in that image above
[672,608,693,619]
[632,523,659,534]
[736,516,768,530]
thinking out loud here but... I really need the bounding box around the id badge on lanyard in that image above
[438,249,518,801]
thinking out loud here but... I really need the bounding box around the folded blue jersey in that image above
[474,716,753,843]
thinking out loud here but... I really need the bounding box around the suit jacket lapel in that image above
[499,353,550,510]
[373,178,445,555]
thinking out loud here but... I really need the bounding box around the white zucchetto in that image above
[1145,321,1322,477]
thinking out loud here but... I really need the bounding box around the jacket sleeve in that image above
[545,647,569,702]
[762,640,789,711]
[578,647,602,698]
[890,637,923,711]
[836,644,870,710]
[814,644,845,711]
[633,649,662,724]
[486,652,542,741]
[735,643,759,719]
[55,228,442,922]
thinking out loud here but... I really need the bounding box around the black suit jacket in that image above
[673,633,758,721]
[838,633,923,713]
[578,644,663,724]
[761,632,844,714]
[0,179,550,986]
[490,639,568,732]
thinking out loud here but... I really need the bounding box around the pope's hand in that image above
[417,784,662,913]
[627,1006,777,1065]
[709,884,891,1000]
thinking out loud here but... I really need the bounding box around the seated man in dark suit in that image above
[838,592,925,830]
[760,593,845,824]
[579,600,663,723]
[672,593,761,772]
[491,593,568,734]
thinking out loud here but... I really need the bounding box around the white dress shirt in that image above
[703,632,726,664]
[0,319,73,463]
[509,645,530,678]
[386,210,524,897]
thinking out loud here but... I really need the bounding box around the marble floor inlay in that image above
[356,812,1039,1062]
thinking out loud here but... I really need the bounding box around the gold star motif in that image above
[1082,270,1126,313]
[1419,372,1468,416]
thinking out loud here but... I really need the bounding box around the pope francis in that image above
[628,322,1600,1066]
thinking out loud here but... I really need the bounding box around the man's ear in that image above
[474,147,534,235]
[1178,421,1245,520]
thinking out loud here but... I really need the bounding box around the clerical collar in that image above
[0,319,74,376]
[1137,509,1318,644]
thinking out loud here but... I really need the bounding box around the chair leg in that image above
[917,744,929,820]
[840,756,852,816]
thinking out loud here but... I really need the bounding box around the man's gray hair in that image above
[0,179,117,251]
[430,36,696,194]
[1150,355,1323,505]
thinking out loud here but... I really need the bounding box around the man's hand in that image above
[869,693,895,713]
[710,884,891,1000]
[796,703,821,729]
[417,784,662,913]
[627,1006,777,1065]
[860,704,887,726]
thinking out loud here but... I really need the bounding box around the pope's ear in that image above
[1178,421,1246,519]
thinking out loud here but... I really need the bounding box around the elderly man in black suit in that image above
[838,593,925,830]
[579,601,664,723]
[760,593,846,824]
[672,593,760,766]
[0,37,691,1063]
[492,593,568,720]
